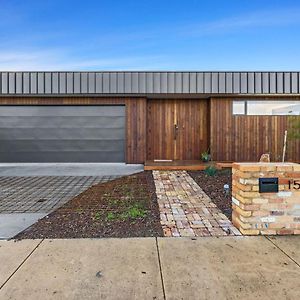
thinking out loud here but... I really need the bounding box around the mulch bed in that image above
[188,169,232,219]
[15,171,163,239]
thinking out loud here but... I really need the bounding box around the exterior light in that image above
[224,184,230,195]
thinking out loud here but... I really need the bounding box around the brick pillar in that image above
[232,162,300,235]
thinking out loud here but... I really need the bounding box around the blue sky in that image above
[0,0,300,71]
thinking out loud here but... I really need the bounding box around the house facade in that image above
[0,71,299,163]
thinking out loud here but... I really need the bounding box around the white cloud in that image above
[0,50,169,71]
[185,8,300,36]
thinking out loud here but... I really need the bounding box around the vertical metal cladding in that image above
[240,73,247,93]
[189,72,197,93]
[138,72,146,93]
[153,72,161,93]
[0,72,299,95]
[211,73,218,93]
[276,72,284,93]
[233,73,240,93]
[218,72,226,93]
[269,72,276,93]
[131,72,139,93]
[291,72,298,94]
[95,73,102,93]
[160,72,168,93]
[247,72,255,93]
[182,72,190,93]
[52,72,59,94]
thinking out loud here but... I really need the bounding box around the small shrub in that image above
[201,149,211,162]
[204,166,217,176]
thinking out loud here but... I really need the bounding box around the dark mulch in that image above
[188,169,232,219]
[15,171,163,239]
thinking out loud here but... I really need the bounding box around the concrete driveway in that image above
[0,163,143,177]
[0,163,144,239]
[0,236,299,299]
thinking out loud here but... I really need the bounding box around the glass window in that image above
[233,100,300,115]
[232,101,246,115]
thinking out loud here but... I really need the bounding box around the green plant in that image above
[93,211,101,220]
[106,212,116,221]
[201,149,211,162]
[108,198,119,206]
[127,205,146,218]
[204,165,217,176]
[105,205,146,222]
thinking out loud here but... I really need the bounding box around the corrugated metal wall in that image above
[0,72,300,95]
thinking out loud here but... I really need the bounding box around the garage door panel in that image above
[0,140,125,152]
[0,128,125,140]
[0,151,124,163]
[0,116,125,128]
[0,106,125,117]
[0,106,125,162]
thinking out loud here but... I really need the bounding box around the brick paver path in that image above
[153,170,241,237]
[0,176,118,213]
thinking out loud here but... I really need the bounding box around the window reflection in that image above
[233,101,300,115]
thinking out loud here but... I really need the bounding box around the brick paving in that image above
[0,176,118,213]
[153,170,241,237]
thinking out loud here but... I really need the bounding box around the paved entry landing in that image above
[153,171,241,237]
[0,176,117,213]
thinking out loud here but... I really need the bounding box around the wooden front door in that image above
[147,99,208,160]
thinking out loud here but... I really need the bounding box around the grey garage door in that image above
[0,106,125,162]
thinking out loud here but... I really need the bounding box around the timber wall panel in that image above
[210,97,300,162]
[0,97,147,164]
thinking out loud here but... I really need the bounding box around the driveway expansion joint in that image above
[266,236,300,268]
[0,239,44,290]
[155,237,166,300]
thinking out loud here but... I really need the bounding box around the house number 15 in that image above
[288,180,300,190]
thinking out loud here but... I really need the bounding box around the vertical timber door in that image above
[147,99,208,161]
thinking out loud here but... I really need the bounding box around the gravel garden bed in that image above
[15,171,163,239]
[188,169,232,219]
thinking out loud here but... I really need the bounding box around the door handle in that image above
[174,124,179,140]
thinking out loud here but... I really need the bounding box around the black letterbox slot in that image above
[259,177,279,193]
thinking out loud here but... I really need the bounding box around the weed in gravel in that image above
[126,205,146,219]
[93,211,101,220]
[105,204,147,222]
[106,212,116,221]
[107,198,119,206]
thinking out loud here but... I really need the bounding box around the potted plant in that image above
[201,148,211,162]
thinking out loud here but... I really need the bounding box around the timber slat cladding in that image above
[0,97,147,164]
[147,99,208,160]
[210,98,300,162]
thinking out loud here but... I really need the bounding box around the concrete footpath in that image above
[0,236,299,300]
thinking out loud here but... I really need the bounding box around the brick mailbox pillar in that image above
[232,162,300,235]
